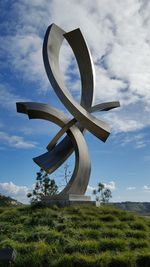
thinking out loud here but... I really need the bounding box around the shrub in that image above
[106,221,129,230]
[99,214,116,222]
[99,238,127,252]
[108,253,135,267]
[15,253,37,267]
[12,231,28,242]
[64,239,100,254]
[73,253,102,267]
[125,229,148,239]
[71,228,100,240]
[128,239,149,250]
[0,208,20,223]
[84,220,103,229]
[136,250,150,267]
[118,211,135,221]
[53,254,73,267]
[55,252,110,267]
[100,228,123,238]
[130,220,148,231]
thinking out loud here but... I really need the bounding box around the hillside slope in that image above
[0,194,21,206]
[0,204,150,267]
[112,202,150,215]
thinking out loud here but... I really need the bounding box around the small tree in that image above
[27,168,58,203]
[93,182,112,204]
[58,162,71,188]
[63,162,71,185]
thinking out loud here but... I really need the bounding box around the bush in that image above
[53,254,73,267]
[72,228,100,240]
[99,238,127,252]
[108,253,135,267]
[106,221,129,230]
[99,214,116,222]
[125,229,148,239]
[130,220,148,231]
[100,228,123,238]
[83,220,103,229]
[64,239,100,254]
[119,213,135,222]
[12,231,28,242]
[136,251,150,267]
[0,208,20,223]
[55,252,110,267]
[15,253,37,267]
[128,239,149,250]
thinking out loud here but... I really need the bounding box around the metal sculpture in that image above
[16,24,120,201]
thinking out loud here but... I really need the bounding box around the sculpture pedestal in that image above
[41,194,96,207]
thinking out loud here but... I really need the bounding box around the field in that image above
[1,204,150,267]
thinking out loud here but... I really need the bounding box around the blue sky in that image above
[0,0,150,203]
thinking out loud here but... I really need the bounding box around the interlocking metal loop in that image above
[16,24,120,198]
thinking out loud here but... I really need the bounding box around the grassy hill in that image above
[0,204,150,267]
[113,202,150,216]
[0,194,21,207]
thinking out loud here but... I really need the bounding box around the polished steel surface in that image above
[43,24,110,142]
[16,102,91,196]
[16,23,120,199]
[46,118,76,151]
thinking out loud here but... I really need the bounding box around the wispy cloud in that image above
[112,131,149,149]
[0,181,29,203]
[126,186,136,190]
[0,83,29,111]
[121,133,147,148]
[0,131,37,149]
[143,185,150,192]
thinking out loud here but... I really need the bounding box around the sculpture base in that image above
[41,194,96,207]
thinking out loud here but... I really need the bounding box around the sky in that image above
[0,0,150,203]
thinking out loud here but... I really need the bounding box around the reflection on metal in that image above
[16,24,120,200]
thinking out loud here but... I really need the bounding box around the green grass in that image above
[0,204,150,266]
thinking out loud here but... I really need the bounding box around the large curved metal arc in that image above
[46,118,76,151]
[43,23,110,142]
[17,102,69,127]
[90,101,120,113]
[16,102,91,196]
[64,28,95,109]
[17,101,76,172]
[34,138,73,174]
[57,125,91,197]
[17,102,74,171]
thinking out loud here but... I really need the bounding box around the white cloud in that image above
[143,185,150,192]
[86,185,95,194]
[111,131,149,149]
[102,112,145,133]
[126,186,136,190]
[0,181,29,203]
[0,34,48,91]
[0,84,29,111]
[0,0,150,133]
[86,182,116,201]
[103,181,116,191]
[0,131,37,149]
[86,181,116,195]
